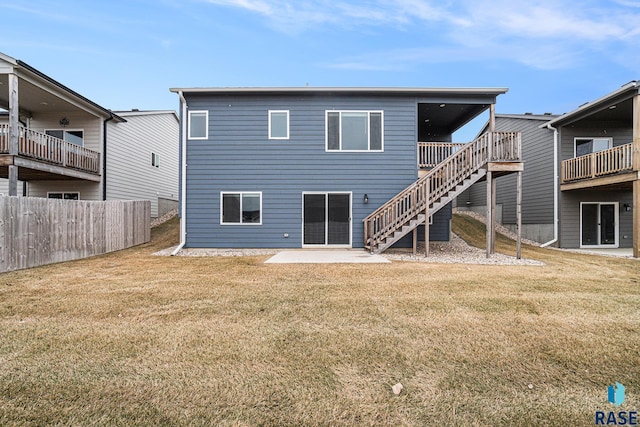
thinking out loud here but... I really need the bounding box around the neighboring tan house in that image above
[170,87,523,254]
[458,113,558,244]
[0,52,178,217]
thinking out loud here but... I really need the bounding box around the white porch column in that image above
[8,73,19,196]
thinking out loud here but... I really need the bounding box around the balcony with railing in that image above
[0,124,100,178]
[561,143,634,188]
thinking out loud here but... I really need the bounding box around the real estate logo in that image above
[595,382,637,426]
[609,383,625,407]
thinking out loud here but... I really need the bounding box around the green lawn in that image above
[0,215,638,426]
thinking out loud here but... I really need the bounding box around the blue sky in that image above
[1,0,639,139]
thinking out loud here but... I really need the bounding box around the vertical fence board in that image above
[0,197,151,273]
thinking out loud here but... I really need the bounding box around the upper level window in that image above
[575,137,612,157]
[326,111,383,152]
[269,110,289,139]
[151,152,160,167]
[45,129,84,146]
[221,192,262,225]
[188,110,208,140]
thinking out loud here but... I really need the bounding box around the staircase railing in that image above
[364,132,521,251]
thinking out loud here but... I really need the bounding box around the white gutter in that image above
[171,91,188,256]
[541,122,559,247]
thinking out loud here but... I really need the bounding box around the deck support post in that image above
[8,73,19,197]
[633,94,640,258]
[486,170,493,258]
[424,195,429,257]
[412,228,417,255]
[516,170,522,259]
[633,179,639,258]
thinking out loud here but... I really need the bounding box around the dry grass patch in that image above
[0,216,638,426]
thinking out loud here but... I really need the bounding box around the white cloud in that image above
[201,0,640,70]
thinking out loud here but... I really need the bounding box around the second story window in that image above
[188,110,208,140]
[45,129,84,146]
[326,111,383,152]
[574,137,612,157]
[269,110,289,139]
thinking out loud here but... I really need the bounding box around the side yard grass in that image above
[0,215,638,426]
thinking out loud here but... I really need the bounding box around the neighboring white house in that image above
[105,110,179,218]
[0,52,178,217]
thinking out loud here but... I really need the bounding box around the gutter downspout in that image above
[103,115,115,200]
[172,91,188,256]
[541,122,559,247]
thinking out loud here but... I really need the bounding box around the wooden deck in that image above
[561,143,634,186]
[364,132,521,254]
[0,124,101,177]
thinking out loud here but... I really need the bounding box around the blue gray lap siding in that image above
[183,93,449,248]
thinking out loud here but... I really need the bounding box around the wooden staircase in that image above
[363,132,521,254]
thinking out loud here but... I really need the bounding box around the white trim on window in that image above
[268,110,289,140]
[573,137,612,158]
[188,110,208,140]
[579,202,619,248]
[301,191,353,248]
[220,191,263,225]
[325,110,384,152]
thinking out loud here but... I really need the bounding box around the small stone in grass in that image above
[528,384,534,389]
[392,383,404,395]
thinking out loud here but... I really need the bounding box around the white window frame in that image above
[151,152,160,168]
[268,110,290,140]
[220,191,263,225]
[574,137,612,158]
[325,110,384,152]
[188,110,208,140]
[45,129,85,147]
[579,202,619,248]
[301,191,353,248]
[47,192,80,200]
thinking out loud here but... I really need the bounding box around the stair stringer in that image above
[373,168,487,253]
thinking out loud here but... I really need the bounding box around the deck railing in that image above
[561,143,633,183]
[364,131,521,251]
[0,124,100,174]
[418,142,466,168]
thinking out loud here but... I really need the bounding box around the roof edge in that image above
[16,59,126,123]
[547,80,639,127]
[169,86,509,96]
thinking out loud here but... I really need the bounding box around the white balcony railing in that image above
[0,124,100,175]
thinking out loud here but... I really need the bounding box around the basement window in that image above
[221,192,262,225]
[47,192,79,200]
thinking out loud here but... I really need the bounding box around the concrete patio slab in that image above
[264,250,390,264]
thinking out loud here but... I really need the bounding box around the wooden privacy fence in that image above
[0,197,150,272]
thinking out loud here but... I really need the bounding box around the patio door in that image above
[580,202,618,247]
[303,193,351,247]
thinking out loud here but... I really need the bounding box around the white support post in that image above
[8,73,19,196]
[516,171,522,259]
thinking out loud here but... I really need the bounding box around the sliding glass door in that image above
[580,202,618,247]
[303,193,351,246]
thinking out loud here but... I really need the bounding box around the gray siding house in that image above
[460,81,639,258]
[459,114,557,243]
[0,52,178,218]
[171,87,523,252]
[548,82,639,256]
